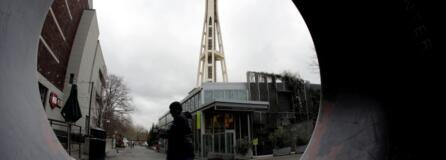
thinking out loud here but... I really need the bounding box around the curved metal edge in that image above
[301,94,386,160]
[292,0,443,159]
[1,0,443,160]
[0,0,71,159]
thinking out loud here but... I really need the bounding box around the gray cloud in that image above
[94,0,320,129]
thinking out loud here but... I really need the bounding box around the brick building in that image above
[36,0,107,158]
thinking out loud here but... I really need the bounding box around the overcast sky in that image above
[93,0,320,130]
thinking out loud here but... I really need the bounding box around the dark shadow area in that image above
[292,0,444,159]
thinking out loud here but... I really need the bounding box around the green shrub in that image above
[236,137,252,155]
[268,127,294,149]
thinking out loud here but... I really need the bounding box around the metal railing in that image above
[48,119,82,158]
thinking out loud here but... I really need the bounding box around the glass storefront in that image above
[196,110,253,158]
[171,84,268,159]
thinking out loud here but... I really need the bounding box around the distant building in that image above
[247,71,320,155]
[158,71,320,158]
[158,81,268,159]
[36,0,107,158]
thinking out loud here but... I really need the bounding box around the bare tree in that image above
[118,123,149,141]
[96,74,133,130]
[106,114,133,137]
[128,125,148,141]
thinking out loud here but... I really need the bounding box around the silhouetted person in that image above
[161,102,194,160]
[182,111,194,160]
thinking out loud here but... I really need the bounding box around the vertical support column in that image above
[215,20,227,82]
[255,74,260,101]
[233,113,237,156]
[265,75,270,102]
[211,112,214,153]
[200,111,205,158]
[238,113,242,139]
[206,0,215,83]
[247,113,251,142]
[247,72,251,100]
[67,123,72,155]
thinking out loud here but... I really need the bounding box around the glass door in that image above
[203,134,213,157]
[225,130,236,154]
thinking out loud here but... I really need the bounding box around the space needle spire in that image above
[196,0,228,86]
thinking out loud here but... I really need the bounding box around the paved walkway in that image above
[105,145,301,160]
[106,146,165,160]
[254,153,302,160]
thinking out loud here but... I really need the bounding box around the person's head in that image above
[169,101,182,117]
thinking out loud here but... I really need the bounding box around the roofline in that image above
[191,100,269,113]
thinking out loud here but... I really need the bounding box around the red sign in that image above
[49,92,60,109]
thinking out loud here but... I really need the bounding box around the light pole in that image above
[87,81,94,135]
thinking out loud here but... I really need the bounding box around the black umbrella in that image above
[61,84,82,123]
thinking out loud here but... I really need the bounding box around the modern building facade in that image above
[36,0,107,158]
[158,72,320,159]
[158,82,269,159]
[247,71,320,155]
[157,0,320,159]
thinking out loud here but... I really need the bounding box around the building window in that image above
[186,101,189,112]
[208,67,213,79]
[196,93,201,109]
[99,71,106,97]
[195,96,198,111]
[224,90,234,101]
[99,71,106,86]
[208,39,212,50]
[189,100,192,112]
[188,100,191,111]
[191,97,195,111]
[276,78,283,90]
[208,27,212,37]
[208,55,212,64]
[240,90,248,100]
[38,83,48,109]
[214,90,224,101]
[191,97,195,112]
[204,90,214,104]
[189,100,192,111]
[209,17,212,25]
